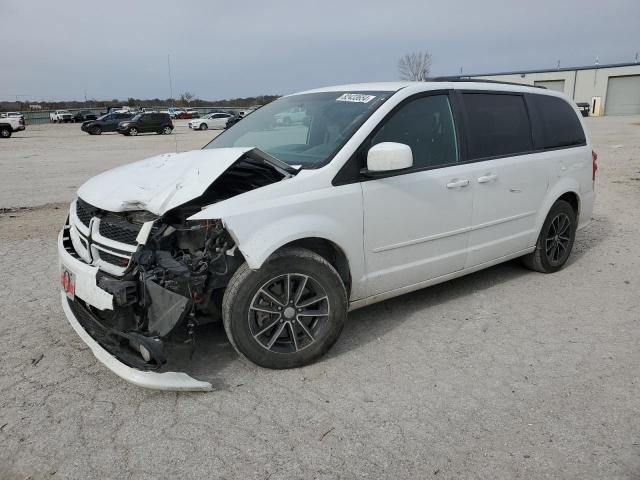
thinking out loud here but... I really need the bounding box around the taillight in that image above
[592,150,598,181]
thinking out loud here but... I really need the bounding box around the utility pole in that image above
[167,54,174,105]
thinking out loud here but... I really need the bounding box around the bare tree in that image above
[180,91,196,106]
[398,51,432,81]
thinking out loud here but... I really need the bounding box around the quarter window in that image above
[370,95,458,169]
[528,94,586,149]
[462,93,532,159]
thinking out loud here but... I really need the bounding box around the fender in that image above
[189,182,367,300]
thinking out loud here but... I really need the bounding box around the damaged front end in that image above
[59,149,295,390]
[64,206,242,377]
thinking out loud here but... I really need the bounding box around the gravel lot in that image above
[1,118,639,479]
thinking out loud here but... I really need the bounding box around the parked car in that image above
[161,107,186,119]
[175,111,196,119]
[188,112,232,130]
[80,112,134,135]
[73,111,98,122]
[225,113,242,128]
[576,102,590,117]
[274,105,308,125]
[50,110,74,123]
[58,81,596,390]
[116,112,173,136]
[0,115,25,138]
[186,109,200,118]
[1,111,24,120]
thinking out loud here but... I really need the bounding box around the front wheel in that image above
[91,126,102,135]
[222,248,348,369]
[162,126,172,135]
[128,127,138,136]
[522,199,576,273]
[199,123,208,130]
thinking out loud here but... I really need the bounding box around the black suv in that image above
[81,112,134,135]
[73,110,98,122]
[117,113,173,136]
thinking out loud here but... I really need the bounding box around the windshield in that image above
[204,91,392,168]
[131,114,142,121]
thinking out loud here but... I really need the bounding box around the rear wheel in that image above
[522,200,576,273]
[222,248,348,369]
[199,123,208,130]
[0,127,11,138]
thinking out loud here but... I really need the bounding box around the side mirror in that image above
[366,142,413,173]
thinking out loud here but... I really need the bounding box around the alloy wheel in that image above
[248,273,329,354]
[545,213,571,265]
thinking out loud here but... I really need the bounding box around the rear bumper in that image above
[578,190,596,230]
[58,228,212,392]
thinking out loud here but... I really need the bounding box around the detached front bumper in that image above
[58,228,212,392]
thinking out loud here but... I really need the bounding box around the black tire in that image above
[522,200,576,273]
[128,127,138,136]
[91,126,102,135]
[0,127,11,138]
[199,123,208,131]
[222,247,348,369]
[162,126,172,135]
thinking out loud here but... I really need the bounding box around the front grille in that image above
[98,250,130,267]
[99,215,141,245]
[75,199,94,227]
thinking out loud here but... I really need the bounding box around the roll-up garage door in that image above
[533,80,566,93]
[604,75,640,115]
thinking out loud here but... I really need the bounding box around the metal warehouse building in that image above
[456,62,640,116]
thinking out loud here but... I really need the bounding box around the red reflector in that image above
[592,150,598,181]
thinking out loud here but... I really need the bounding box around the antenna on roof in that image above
[635,52,639,64]
[556,60,560,70]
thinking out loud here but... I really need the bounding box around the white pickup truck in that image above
[0,115,26,138]
[50,110,74,123]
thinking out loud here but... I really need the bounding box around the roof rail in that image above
[428,77,547,89]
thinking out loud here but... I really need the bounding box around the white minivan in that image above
[58,81,596,390]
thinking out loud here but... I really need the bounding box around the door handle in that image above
[446,179,470,189]
[477,173,497,183]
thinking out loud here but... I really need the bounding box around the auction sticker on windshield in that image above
[336,93,376,103]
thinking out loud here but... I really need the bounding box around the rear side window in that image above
[528,94,586,149]
[370,94,458,169]
[462,93,532,159]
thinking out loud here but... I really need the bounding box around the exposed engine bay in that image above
[64,150,296,371]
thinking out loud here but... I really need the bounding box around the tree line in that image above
[0,94,280,112]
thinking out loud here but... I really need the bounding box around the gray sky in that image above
[2,0,639,101]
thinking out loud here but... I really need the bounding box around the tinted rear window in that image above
[528,94,586,149]
[462,93,532,159]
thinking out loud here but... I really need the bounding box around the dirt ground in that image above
[0,118,639,479]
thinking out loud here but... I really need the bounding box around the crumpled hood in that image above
[77,147,253,215]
